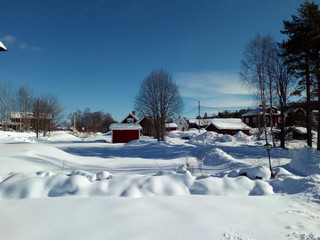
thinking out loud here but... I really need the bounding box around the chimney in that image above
[132,111,136,116]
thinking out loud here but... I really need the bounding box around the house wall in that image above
[165,127,177,132]
[286,109,306,126]
[175,117,189,131]
[139,118,155,137]
[112,129,140,143]
[243,115,279,128]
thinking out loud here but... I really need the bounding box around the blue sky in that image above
[0,0,305,121]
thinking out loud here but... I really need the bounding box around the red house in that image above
[165,123,178,132]
[109,123,142,143]
[205,118,251,135]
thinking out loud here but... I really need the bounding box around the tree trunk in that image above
[306,56,313,147]
[317,68,320,150]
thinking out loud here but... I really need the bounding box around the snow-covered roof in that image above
[188,118,213,126]
[242,108,262,117]
[242,107,280,117]
[289,127,307,134]
[10,112,34,119]
[109,123,142,130]
[208,118,251,130]
[0,41,7,51]
[165,123,177,128]
[137,115,151,124]
[120,112,139,123]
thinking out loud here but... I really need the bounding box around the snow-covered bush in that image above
[239,166,271,180]
[96,171,112,180]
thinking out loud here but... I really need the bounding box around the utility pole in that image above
[198,100,200,133]
[36,100,39,138]
[73,114,77,133]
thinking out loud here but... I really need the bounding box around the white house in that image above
[175,117,189,131]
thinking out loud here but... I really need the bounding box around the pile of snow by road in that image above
[0,130,319,240]
[290,146,320,176]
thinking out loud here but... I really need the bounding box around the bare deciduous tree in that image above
[273,50,295,148]
[240,34,272,141]
[135,69,183,141]
[35,93,64,136]
[17,85,34,131]
[0,81,16,130]
[70,108,115,133]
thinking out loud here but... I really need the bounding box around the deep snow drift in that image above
[0,130,319,240]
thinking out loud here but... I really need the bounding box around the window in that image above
[253,117,257,124]
[127,118,134,123]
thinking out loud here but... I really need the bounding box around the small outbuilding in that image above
[206,118,251,135]
[165,123,178,132]
[109,123,142,143]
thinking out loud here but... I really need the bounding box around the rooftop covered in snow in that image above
[208,118,251,130]
[109,123,142,130]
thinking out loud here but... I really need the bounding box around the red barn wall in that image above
[112,130,140,143]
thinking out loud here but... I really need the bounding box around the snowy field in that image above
[0,130,319,240]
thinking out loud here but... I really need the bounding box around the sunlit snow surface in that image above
[0,130,319,240]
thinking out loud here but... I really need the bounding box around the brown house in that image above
[285,127,308,140]
[285,108,306,127]
[242,106,280,128]
[138,116,155,136]
[7,112,52,132]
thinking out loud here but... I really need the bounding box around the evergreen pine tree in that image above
[281,1,320,149]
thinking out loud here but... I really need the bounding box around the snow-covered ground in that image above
[0,130,319,240]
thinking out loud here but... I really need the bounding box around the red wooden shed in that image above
[109,123,142,143]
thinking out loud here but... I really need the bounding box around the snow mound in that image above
[202,148,247,169]
[0,169,278,199]
[290,147,320,176]
[191,131,221,145]
[233,131,251,142]
[190,131,237,145]
[190,176,274,196]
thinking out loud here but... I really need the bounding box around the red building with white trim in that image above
[109,123,142,143]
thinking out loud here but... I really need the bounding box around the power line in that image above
[181,107,198,116]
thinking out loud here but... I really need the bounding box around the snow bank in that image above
[270,175,320,202]
[190,131,222,145]
[0,168,277,199]
[290,146,320,176]
[190,176,273,196]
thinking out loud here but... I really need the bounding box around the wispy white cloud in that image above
[0,34,42,51]
[175,71,257,115]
